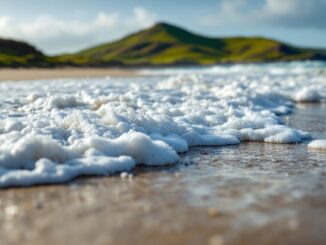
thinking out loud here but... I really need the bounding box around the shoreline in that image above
[1,104,325,244]
[0,68,138,81]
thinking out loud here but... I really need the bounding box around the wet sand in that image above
[0,104,325,245]
[0,68,137,81]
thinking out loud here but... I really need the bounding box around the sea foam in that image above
[0,62,325,187]
[308,140,326,150]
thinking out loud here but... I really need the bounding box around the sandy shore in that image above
[0,68,138,81]
[0,104,325,245]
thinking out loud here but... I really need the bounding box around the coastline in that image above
[0,68,138,82]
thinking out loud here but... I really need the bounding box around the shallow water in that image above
[0,98,325,244]
[0,62,326,187]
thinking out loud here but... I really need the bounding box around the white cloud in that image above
[201,0,326,29]
[0,7,156,54]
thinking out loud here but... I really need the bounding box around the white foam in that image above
[0,61,325,187]
[308,140,326,150]
[293,87,322,102]
[0,156,135,187]
[71,131,180,166]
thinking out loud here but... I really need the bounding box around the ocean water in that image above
[0,61,325,187]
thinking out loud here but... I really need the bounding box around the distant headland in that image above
[1,22,326,68]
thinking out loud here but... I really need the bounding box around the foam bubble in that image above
[0,61,324,187]
[308,140,326,150]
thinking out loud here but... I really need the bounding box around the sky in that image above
[0,0,325,55]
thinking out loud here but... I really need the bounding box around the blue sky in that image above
[1,0,325,54]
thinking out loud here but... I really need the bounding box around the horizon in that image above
[1,0,325,55]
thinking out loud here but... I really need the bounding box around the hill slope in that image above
[0,38,48,67]
[56,22,326,66]
[1,23,326,67]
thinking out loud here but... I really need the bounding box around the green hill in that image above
[1,22,326,67]
[55,22,326,66]
[0,38,49,67]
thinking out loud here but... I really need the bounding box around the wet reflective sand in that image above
[0,104,325,245]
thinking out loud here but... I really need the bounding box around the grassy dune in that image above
[1,23,326,67]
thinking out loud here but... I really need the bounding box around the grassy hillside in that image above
[0,38,49,67]
[56,22,325,66]
[1,23,326,67]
